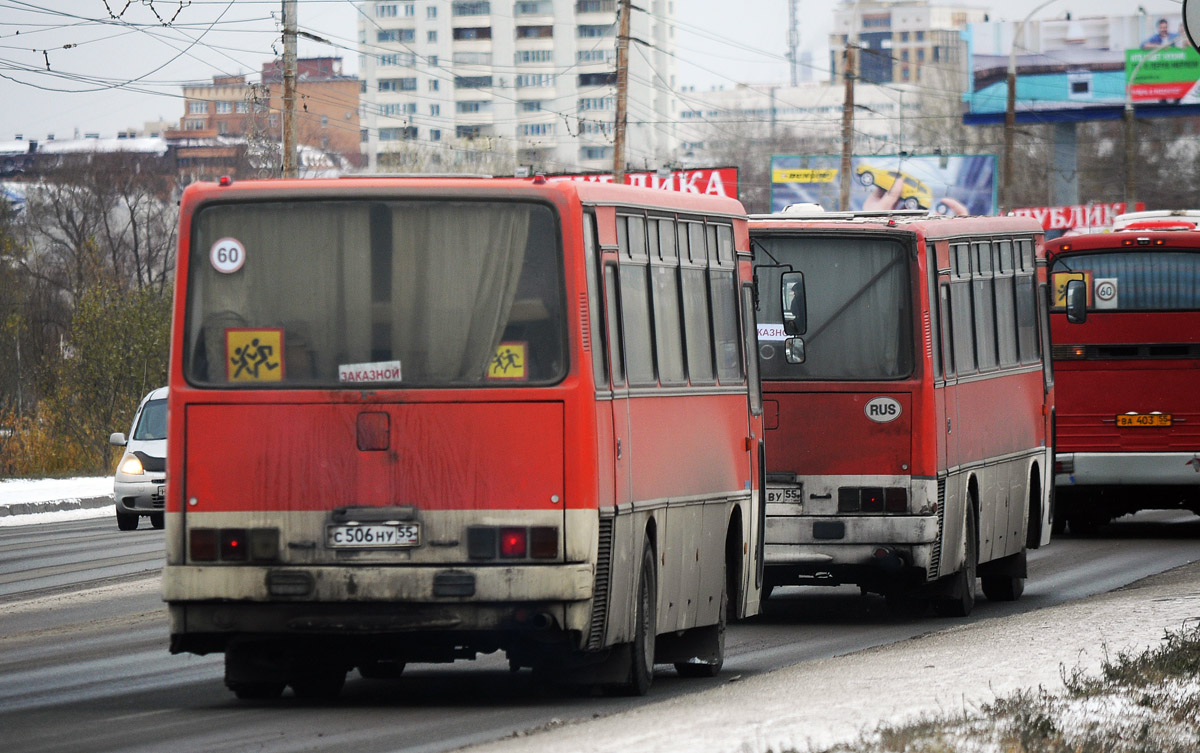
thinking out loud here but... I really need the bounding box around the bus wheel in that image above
[933,505,977,618]
[674,559,727,678]
[229,681,285,700]
[618,536,657,695]
[290,670,346,700]
[982,570,1025,601]
[116,511,138,531]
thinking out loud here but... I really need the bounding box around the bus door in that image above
[596,210,633,512]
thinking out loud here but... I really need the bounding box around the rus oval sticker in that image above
[865,396,901,423]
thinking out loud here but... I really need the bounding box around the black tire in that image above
[1051,514,1065,535]
[358,660,406,680]
[982,571,1025,601]
[618,536,656,696]
[933,504,977,618]
[885,589,929,618]
[116,511,139,531]
[859,170,875,186]
[230,681,285,700]
[290,670,346,700]
[674,558,727,678]
[150,512,165,530]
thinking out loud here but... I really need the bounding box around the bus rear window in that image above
[1051,251,1200,311]
[755,235,913,381]
[185,200,565,388]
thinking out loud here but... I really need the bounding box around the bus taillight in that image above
[499,528,527,558]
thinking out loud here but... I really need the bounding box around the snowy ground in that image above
[0,476,113,526]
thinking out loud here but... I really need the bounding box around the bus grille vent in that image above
[586,516,614,650]
[579,293,591,352]
[929,478,947,580]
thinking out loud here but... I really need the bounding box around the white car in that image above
[109,387,168,531]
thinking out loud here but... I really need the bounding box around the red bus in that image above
[750,209,1054,616]
[162,176,765,699]
[1048,226,1200,532]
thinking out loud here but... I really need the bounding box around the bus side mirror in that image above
[780,271,807,336]
[784,337,806,364]
[1065,279,1087,324]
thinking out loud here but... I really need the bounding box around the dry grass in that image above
[808,622,1200,753]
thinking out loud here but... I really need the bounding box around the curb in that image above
[0,496,114,517]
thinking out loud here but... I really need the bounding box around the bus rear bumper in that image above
[1055,452,1200,487]
[764,515,939,575]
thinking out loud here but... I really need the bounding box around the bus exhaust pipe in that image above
[530,612,555,631]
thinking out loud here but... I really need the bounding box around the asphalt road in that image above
[1,511,1198,753]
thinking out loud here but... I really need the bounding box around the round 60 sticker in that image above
[1095,280,1116,302]
[210,237,246,274]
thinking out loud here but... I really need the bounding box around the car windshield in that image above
[1051,250,1200,311]
[754,234,913,381]
[133,399,167,441]
[185,199,566,388]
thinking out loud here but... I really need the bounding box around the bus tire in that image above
[933,504,977,618]
[982,570,1025,601]
[618,536,657,696]
[290,669,346,700]
[674,558,727,678]
[229,681,285,700]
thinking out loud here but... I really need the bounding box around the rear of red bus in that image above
[163,177,605,697]
[1049,230,1200,531]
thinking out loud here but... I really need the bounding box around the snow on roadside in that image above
[0,476,114,527]
[0,476,111,506]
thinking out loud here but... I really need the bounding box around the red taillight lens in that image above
[861,488,885,512]
[885,487,908,513]
[190,528,217,561]
[530,527,558,559]
[220,529,248,561]
[499,527,527,558]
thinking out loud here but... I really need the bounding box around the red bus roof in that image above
[749,211,1042,240]
[179,175,747,217]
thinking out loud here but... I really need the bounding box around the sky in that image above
[0,0,1185,141]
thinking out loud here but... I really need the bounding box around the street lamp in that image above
[1003,0,1057,213]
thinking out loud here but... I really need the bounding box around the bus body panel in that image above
[752,214,1052,602]
[164,177,763,692]
[1048,232,1200,524]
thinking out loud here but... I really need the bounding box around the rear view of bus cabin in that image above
[751,210,1053,616]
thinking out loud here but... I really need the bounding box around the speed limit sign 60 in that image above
[210,237,246,274]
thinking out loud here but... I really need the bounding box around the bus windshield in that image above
[185,199,565,388]
[1050,250,1200,311]
[755,235,913,381]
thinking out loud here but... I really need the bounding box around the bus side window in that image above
[972,241,998,371]
[927,244,941,380]
[583,211,608,387]
[650,219,686,385]
[939,283,955,378]
[994,240,1019,368]
[604,264,625,387]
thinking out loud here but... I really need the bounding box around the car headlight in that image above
[119,455,144,475]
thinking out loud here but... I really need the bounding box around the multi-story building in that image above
[674,81,925,164]
[179,58,361,167]
[357,0,676,173]
[829,0,984,85]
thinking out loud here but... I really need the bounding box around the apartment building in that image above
[357,0,677,173]
[180,58,362,167]
[829,0,984,85]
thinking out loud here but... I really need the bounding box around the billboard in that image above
[770,154,997,215]
[966,13,1199,119]
[546,167,738,200]
[1011,202,1145,239]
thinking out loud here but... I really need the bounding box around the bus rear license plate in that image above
[326,524,420,548]
[1116,414,1172,428]
[767,486,803,504]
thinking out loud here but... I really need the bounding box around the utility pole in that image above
[1004,1,1056,213]
[1123,44,1170,207]
[839,44,855,210]
[281,0,299,178]
[611,0,632,185]
[786,0,799,87]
